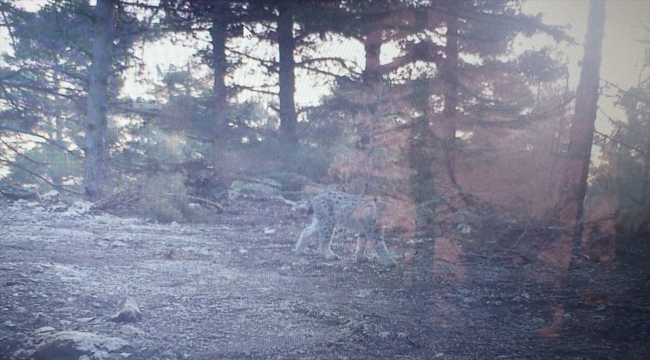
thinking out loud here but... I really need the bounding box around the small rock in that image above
[41,190,59,203]
[32,312,51,324]
[110,297,142,323]
[4,320,16,328]
[12,348,34,360]
[0,184,39,201]
[48,204,68,212]
[161,350,176,359]
[32,331,129,360]
[111,240,127,248]
[35,326,56,333]
[63,201,93,217]
[188,203,201,210]
[120,325,144,336]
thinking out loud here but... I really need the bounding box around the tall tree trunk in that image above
[277,3,297,139]
[84,0,114,201]
[555,0,606,258]
[209,4,229,157]
[538,0,605,338]
[408,8,463,236]
[408,76,438,235]
[434,6,466,210]
[206,0,230,172]
[363,30,381,87]
[408,10,438,237]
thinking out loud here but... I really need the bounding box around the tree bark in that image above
[555,0,606,257]
[536,1,607,337]
[363,30,382,87]
[277,3,297,139]
[84,0,115,201]
[435,7,466,209]
[210,3,228,138]
[408,10,439,237]
[408,77,438,235]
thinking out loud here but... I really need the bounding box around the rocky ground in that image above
[1,191,649,359]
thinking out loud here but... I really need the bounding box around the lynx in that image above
[295,191,396,266]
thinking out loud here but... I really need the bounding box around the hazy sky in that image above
[525,0,649,89]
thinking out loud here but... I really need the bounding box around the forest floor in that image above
[1,192,649,360]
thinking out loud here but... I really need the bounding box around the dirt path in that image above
[1,195,649,359]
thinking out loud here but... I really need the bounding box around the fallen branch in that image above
[162,193,224,211]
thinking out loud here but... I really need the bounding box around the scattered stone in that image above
[110,297,142,323]
[0,263,15,271]
[161,349,177,359]
[35,326,56,334]
[457,223,472,235]
[230,179,281,195]
[77,316,97,323]
[12,348,33,360]
[41,190,60,203]
[111,240,127,248]
[4,320,16,328]
[120,324,144,336]
[188,202,201,210]
[0,184,39,201]
[48,203,68,212]
[63,201,93,217]
[32,313,51,325]
[32,330,130,360]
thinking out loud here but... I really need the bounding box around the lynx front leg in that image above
[317,222,339,260]
[355,235,369,263]
[296,219,318,255]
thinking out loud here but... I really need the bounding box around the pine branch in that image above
[474,96,575,129]
[595,130,648,156]
[0,145,80,195]
[0,124,80,157]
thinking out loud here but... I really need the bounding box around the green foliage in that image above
[0,0,156,198]
[595,38,650,234]
[614,84,650,209]
[0,0,571,206]
[6,143,83,190]
[247,139,329,181]
[114,113,214,177]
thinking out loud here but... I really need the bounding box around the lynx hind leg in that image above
[355,235,369,263]
[373,240,396,266]
[296,219,318,255]
[317,221,339,260]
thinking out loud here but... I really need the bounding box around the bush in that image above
[249,140,329,181]
[136,173,198,223]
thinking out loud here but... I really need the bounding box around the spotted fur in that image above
[295,191,395,266]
